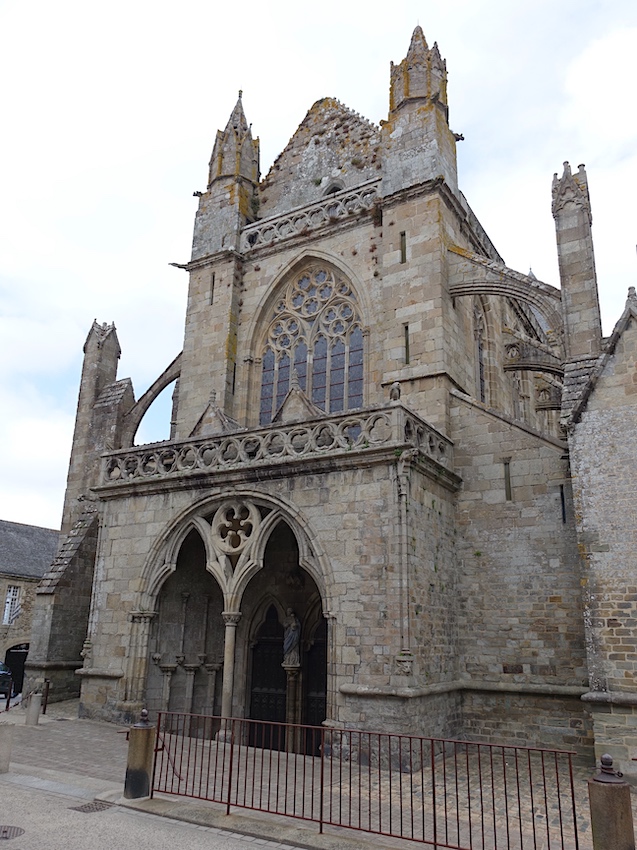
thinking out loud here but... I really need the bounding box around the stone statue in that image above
[283,608,301,667]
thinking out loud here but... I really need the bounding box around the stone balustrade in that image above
[100,404,453,487]
[241,179,380,252]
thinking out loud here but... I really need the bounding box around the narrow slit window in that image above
[404,324,410,365]
[503,459,512,501]
[560,484,567,524]
[210,272,216,305]
[400,231,407,264]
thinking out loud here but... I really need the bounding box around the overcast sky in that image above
[1,0,636,530]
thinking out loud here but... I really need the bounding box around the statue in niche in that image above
[282,608,301,667]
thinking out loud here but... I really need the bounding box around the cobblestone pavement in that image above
[2,700,637,850]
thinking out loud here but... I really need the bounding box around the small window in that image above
[3,585,21,625]
[400,232,407,264]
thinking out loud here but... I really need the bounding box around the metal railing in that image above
[152,712,580,850]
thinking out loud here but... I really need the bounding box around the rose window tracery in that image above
[260,267,364,425]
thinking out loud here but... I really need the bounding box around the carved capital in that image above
[222,611,242,627]
[129,611,156,624]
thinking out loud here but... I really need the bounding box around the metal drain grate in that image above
[0,826,25,840]
[69,801,114,813]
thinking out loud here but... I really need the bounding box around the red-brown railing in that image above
[152,712,580,850]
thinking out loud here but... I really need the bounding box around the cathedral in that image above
[26,27,637,777]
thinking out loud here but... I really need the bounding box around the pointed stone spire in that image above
[207,90,260,189]
[406,25,428,57]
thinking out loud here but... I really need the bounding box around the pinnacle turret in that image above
[389,26,448,114]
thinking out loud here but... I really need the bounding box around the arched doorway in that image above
[243,521,327,739]
[146,529,224,717]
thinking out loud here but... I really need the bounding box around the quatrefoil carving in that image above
[211,500,260,555]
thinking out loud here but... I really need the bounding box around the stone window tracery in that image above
[259,266,364,425]
[473,300,486,404]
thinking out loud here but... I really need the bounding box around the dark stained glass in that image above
[312,336,327,408]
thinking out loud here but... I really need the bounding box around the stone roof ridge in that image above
[449,245,561,299]
[567,287,637,426]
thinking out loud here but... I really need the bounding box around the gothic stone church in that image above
[27,27,637,776]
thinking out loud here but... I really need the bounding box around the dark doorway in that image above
[5,644,28,694]
[249,605,286,748]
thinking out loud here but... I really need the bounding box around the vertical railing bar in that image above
[377,732,382,834]
[568,754,579,850]
[514,747,523,850]
[347,732,354,826]
[258,722,266,809]
[319,727,325,833]
[204,716,214,801]
[502,747,510,850]
[431,739,437,850]
[180,713,189,794]
[443,740,449,845]
[554,751,564,850]
[388,733,394,837]
[541,751,550,850]
[527,749,537,850]
[489,745,497,850]
[409,735,414,839]
[454,742,460,845]
[477,745,485,850]
[357,731,362,830]
[465,742,472,850]
[225,718,235,815]
[151,711,162,797]
[419,738,425,843]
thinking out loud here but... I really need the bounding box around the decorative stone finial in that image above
[627,286,637,306]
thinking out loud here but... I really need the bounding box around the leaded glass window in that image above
[259,266,364,425]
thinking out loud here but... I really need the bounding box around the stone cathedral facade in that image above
[26,28,637,776]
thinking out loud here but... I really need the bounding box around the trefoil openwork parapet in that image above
[241,180,380,252]
[99,404,454,488]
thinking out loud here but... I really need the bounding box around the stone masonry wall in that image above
[569,316,637,776]
[80,458,449,731]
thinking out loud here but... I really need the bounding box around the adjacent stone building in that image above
[25,27,637,775]
[0,519,59,692]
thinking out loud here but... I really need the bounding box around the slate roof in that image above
[0,519,60,579]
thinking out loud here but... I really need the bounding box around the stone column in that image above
[158,664,177,712]
[283,665,301,753]
[183,664,200,714]
[127,612,155,703]
[204,662,222,715]
[220,612,241,719]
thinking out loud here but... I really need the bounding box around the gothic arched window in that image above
[259,266,364,425]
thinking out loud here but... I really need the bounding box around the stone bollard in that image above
[588,754,636,850]
[25,693,42,727]
[124,709,156,799]
[0,724,12,773]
